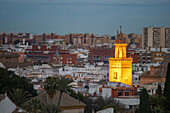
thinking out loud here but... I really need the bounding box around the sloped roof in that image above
[160,62,169,77]
[2,62,33,68]
[141,62,169,78]
[29,91,85,108]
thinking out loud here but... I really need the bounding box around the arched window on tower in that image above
[118,48,119,58]
[114,72,117,79]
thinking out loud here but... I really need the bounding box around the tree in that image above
[149,83,167,112]
[153,105,165,113]
[139,88,152,113]
[82,96,93,113]
[43,104,60,113]
[135,108,140,113]
[44,77,57,104]
[82,97,124,113]
[8,88,31,107]
[25,98,43,113]
[102,98,124,113]
[0,67,37,96]
[56,76,74,107]
[66,88,84,101]
[156,84,162,97]
[93,97,106,112]
[150,95,166,112]
[163,63,170,112]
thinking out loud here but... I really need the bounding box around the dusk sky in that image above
[0,0,170,35]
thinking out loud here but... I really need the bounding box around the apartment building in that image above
[137,47,170,64]
[64,33,110,46]
[142,26,170,48]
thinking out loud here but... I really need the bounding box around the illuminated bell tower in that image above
[109,26,133,86]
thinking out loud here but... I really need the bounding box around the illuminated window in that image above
[114,72,117,79]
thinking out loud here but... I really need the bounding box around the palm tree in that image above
[25,98,43,113]
[43,104,60,113]
[8,88,31,107]
[44,77,57,104]
[56,76,74,107]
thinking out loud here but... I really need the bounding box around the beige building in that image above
[142,26,170,48]
[71,33,110,46]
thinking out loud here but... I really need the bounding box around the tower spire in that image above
[115,26,126,43]
[120,26,122,32]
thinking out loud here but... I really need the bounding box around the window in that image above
[129,105,132,109]
[125,92,129,96]
[34,51,41,53]
[27,51,32,53]
[43,51,49,54]
[84,39,86,44]
[114,72,117,79]
[118,92,122,96]
[54,59,56,62]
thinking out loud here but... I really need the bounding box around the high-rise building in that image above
[109,27,133,86]
[142,26,170,48]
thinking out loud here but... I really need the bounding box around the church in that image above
[109,27,133,86]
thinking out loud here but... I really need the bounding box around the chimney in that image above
[4,90,7,97]
[150,66,154,76]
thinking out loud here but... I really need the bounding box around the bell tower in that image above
[109,26,133,86]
